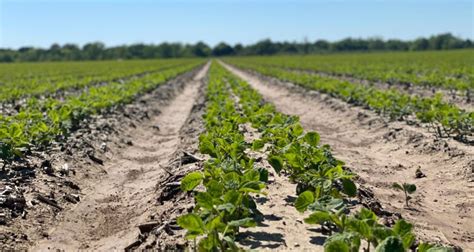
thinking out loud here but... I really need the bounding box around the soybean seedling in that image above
[392,182,417,207]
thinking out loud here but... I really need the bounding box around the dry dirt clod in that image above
[59,163,70,176]
[63,194,80,204]
[180,151,202,164]
[138,221,159,234]
[35,194,62,210]
[415,168,426,179]
[87,153,104,165]
[41,160,54,175]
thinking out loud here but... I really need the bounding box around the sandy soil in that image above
[221,61,474,250]
[239,168,326,252]
[129,65,210,251]
[230,89,326,251]
[23,63,210,251]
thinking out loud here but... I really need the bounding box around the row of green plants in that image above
[225,60,473,142]
[178,62,452,251]
[178,63,266,250]
[225,50,474,92]
[224,64,451,251]
[0,59,200,102]
[0,61,203,161]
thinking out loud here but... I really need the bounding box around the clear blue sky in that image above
[1,0,472,49]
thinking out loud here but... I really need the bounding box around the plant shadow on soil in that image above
[309,236,327,246]
[237,231,286,249]
[284,195,297,204]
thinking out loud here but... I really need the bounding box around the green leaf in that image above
[292,124,304,137]
[216,203,235,213]
[417,243,434,252]
[205,215,223,231]
[324,232,361,252]
[341,178,357,197]
[207,180,225,197]
[258,167,269,182]
[375,236,405,252]
[223,236,239,251]
[393,219,413,236]
[252,139,265,150]
[198,236,217,251]
[224,172,241,190]
[372,226,393,241]
[295,190,314,213]
[304,132,320,146]
[223,190,240,205]
[243,169,260,182]
[199,136,216,157]
[402,233,416,250]
[404,183,417,194]
[308,197,345,212]
[239,181,264,193]
[177,213,205,237]
[356,208,377,221]
[180,172,204,191]
[324,239,350,252]
[228,217,256,228]
[426,247,454,252]
[392,182,403,191]
[195,192,214,210]
[268,155,284,173]
[347,219,371,238]
[304,211,331,224]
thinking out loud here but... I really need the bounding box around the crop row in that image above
[0,59,201,102]
[0,61,202,162]
[226,50,474,92]
[224,60,473,142]
[177,62,451,251]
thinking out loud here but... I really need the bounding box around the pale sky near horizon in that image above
[0,0,472,49]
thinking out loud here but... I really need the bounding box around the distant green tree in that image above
[233,43,244,55]
[62,44,82,60]
[410,38,429,50]
[191,41,211,57]
[314,40,330,51]
[83,42,105,60]
[368,37,385,50]
[385,39,408,51]
[0,33,472,62]
[212,42,234,56]
[252,39,277,55]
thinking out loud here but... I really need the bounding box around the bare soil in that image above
[239,166,326,251]
[32,63,210,251]
[221,61,474,250]
[0,63,210,250]
[232,87,327,251]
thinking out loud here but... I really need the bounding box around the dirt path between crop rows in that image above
[221,61,474,250]
[239,166,325,251]
[30,63,210,251]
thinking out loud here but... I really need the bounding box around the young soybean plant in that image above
[392,182,416,208]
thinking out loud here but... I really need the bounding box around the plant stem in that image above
[404,189,409,207]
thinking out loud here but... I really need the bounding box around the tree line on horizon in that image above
[0,33,472,62]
